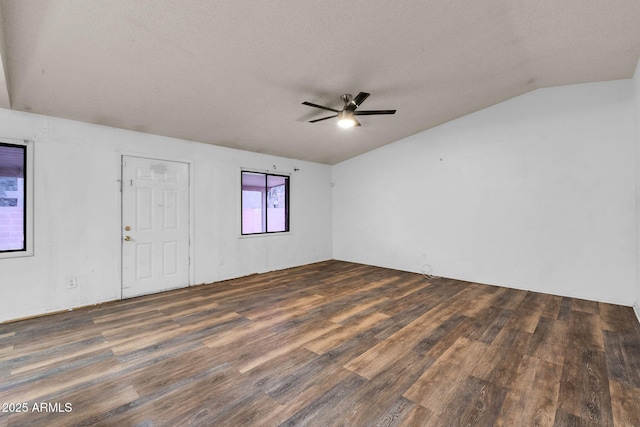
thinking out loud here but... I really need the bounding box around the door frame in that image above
[117,151,194,299]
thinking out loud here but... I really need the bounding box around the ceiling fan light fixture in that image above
[337,110,356,128]
[303,92,395,127]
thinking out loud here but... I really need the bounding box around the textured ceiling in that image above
[0,1,639,164]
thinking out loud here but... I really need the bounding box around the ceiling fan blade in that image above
[309,114,337,123]
[346,92,370,111]
[354,109,396,116]
[302,101,340,113]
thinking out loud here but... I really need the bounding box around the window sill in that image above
[239,232,292,239]
[0,250,34,259]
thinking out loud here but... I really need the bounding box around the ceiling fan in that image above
[302,92,396,128]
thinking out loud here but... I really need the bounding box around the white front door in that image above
[121,156,190,298]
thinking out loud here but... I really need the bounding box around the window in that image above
[241,171,289,235]
[0,138,33,257]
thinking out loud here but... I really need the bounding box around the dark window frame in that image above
[0,139,31,257]
[241,170,290,235]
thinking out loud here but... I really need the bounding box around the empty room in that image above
[1,1,640,426]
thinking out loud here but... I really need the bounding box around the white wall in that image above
[333,79,636,306]
[634,60,640,320]
[0,109,332,323]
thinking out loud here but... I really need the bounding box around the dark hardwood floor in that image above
[1,260,640,426]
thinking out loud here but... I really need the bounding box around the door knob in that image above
[124,236,132,241]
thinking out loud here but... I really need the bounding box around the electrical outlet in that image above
[67,277,77,289]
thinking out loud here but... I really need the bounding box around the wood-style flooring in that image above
[1,260,640,426]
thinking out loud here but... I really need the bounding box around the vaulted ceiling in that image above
[0,1,639,164]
